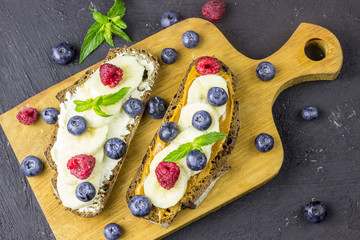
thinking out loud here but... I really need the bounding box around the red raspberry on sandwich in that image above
[196,56,221,75]
[99,63,123,88]
[67,154,96,180]
[155,161,180,190]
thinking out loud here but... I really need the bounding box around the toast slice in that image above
[44,47,160,217]
[126,57,240,227]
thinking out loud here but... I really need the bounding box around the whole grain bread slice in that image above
[126,57,240,227]
[44,46,160,217]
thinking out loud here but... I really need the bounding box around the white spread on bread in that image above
[51,53,154,212]
[143,74,229,209]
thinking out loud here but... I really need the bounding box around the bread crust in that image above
[126,57,240,227]
[44,46,160,217]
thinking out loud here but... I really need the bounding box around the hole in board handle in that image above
[304,39,328,61]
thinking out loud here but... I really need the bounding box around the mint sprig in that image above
[79,0,132,63]
[163,132,227,163]
[73,87,130,117]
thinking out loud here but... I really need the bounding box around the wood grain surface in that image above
[0,18,342,239]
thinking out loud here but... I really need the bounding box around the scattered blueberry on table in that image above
[123,98,144,117]
[182,30,200,48]
[129,195,152,217]
[159,122,180,143]
[161,11,180,28]
[146,97,168,119]
[301,106,319,120]
[256,61,276,81]
[41,107,59,124]
[192,110,212,131]
[161,48,178,64]
[304,201,327,223]
[103,223,122,240]
[67,116,88,136]
[186,149,207,171]
[75,182,96,202]
[254,133,274,152]
[104,138,127,160]
[51,42,75,65]
[20,156,43,177]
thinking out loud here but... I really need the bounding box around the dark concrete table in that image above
[1,0,359,239]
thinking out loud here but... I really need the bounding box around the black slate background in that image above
[1,0,360,239]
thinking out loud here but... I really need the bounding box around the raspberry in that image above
[202,0,226,22]
[67,154,96,180]
[99,63,123,88]
[195,56,221,75]
[155,162,180,190]
[16,107,39,125]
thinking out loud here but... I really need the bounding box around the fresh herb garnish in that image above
[79,0,132,63]
[74,87,130,117]
[163,132,227,162]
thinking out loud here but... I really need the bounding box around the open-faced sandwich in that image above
[126,56,240,227]
[45,47,160,217]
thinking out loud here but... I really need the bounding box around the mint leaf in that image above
[73,99,92,106]
[79,22,105,63]
[163,143,193,162]
[75,104,93,112]
[104,24,114,47]
[107,0,125,19]
[111,16,127,29]
[101,87,131,106]
[162,132,227,163]
[110,23,132,43]
[90,7,109,24]
[93,105,112,117]
[193,132,227,146]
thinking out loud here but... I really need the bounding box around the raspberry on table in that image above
[16,107,39,125]
[195,56,221,75]
[67,154,96,180]
[202,0,226,22]
[99,63,123,88]
[155,161,180,190]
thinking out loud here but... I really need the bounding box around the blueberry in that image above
[254,133,274,152]
[146,97,168,119]
[104,138,127,160]
[75,182,96,202]
[20,156,43,177]
[159,122,180,142]
[182,30,200,48]
[304,201,327,223]
[103,223,122,240]
[207,87,228,106]
[192,110,212,131]
[161,48,178,64]
[41,107,59,124]
[186,149,207,171]
[67,116,88,136]
[302,106,319,120]
[161,11,180,28]
[129,195,152,217]
[51,42,75,65]
[256,61,276,81]
[123,98,144,117]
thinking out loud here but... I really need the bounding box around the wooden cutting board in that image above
[0,18,342,240]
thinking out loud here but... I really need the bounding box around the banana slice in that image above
[177,101,220,133]
[187,75,229,116]
[62,125,109,156]
[144,169,189,209]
